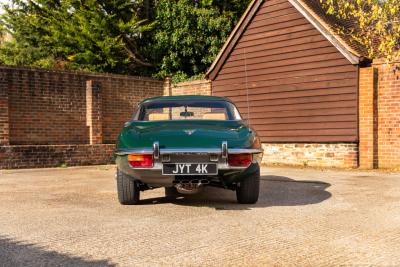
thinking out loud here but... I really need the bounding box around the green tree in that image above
[145,0,250,82]
[0,0,250,79]
[140,0,250,81]
[321,0,400,61]
[199,0,250,19]
[0,0,154,73]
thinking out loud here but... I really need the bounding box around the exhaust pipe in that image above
[173,179,210,194]
[173,179,210,185]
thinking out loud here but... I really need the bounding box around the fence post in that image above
[163,76,172,96]
[0,73,9,146]
[86,80,103,145]
[359,67,377,169]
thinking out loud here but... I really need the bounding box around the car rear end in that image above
[114,96,263,204]
[115,141,262,188]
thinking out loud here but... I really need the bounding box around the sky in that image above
[0,0,8,13]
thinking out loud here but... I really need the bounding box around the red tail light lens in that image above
[128,154,153,168]
[228,154,252,167]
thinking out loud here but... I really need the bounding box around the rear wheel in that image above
[116,169,140,205]
[236,170,260,204]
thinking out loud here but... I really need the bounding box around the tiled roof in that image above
[300,0,368,57]
[206,0,370,79]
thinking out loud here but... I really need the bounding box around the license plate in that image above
[162,163,217,175]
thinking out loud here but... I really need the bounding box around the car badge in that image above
[184,130,196,135]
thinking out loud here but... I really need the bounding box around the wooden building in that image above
[206,0,373,168]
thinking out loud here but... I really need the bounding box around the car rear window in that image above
[135,100,242,121]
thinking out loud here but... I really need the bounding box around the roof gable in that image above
[206,0,264,81]
[206,0,368,80]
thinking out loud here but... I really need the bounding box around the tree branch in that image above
[123,46,153,67]
[120,34,153,67]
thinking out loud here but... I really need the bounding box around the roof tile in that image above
[299,0,368,57]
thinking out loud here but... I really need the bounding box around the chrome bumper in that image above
[115,141,263,187]
[114,144,264,157]
[116,161,252,171]
[115,141,263,171]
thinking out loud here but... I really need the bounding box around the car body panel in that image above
[118,120,256,150]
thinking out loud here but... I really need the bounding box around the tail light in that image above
[228,153,252,167]
[128,154,153,168]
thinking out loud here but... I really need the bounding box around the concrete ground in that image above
[0,166,399,267]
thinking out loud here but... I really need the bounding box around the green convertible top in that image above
[141,95,230,104]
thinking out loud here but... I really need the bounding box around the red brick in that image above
[0,66,163,168]
[359,67,376,169]
[0,144,114,169]
[165,80,212,96]
[374,62,400,168]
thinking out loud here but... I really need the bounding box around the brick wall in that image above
[1,66,163,145]
[358,62,400,169]
[166,79,212,96]
[374,61,400,168]
[3,63,399,170]
[101,76,163,143]
[0,66,164,169]
[0,144,115,169]
[262,143,358,168]
[0,71,9,145]
[7,69,89,145]
[359,67,377,169]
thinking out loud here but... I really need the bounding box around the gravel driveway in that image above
[0,166,399,266]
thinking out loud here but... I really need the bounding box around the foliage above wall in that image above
[1,0,397,80]
[0,0,250,81]
[321,0,400,61]
[145,0,242,81]
[0,0,154,73]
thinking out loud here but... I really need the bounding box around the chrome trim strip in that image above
[130,162,163,170]
[161,148,222,154]
[115,148,263,156]
[229,149,263,154]
[218,163,248,170]
[115,148,153,155]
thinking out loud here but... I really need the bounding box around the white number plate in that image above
[162,163,217,175]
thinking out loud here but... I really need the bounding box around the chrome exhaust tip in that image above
[172,178,210,195]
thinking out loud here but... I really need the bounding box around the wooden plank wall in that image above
[212,0,359,143]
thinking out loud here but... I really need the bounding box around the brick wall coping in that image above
[0,144,115,148]
[0,64,163,83]
[174,79,211,87]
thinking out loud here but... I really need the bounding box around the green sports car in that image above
[114,95,263,205]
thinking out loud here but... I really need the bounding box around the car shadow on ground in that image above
[140,175,332,210]
[0,236,115,267]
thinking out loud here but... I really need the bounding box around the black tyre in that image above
[116,169,140,205]
[165,186,179,198]
[236,169,260,204]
